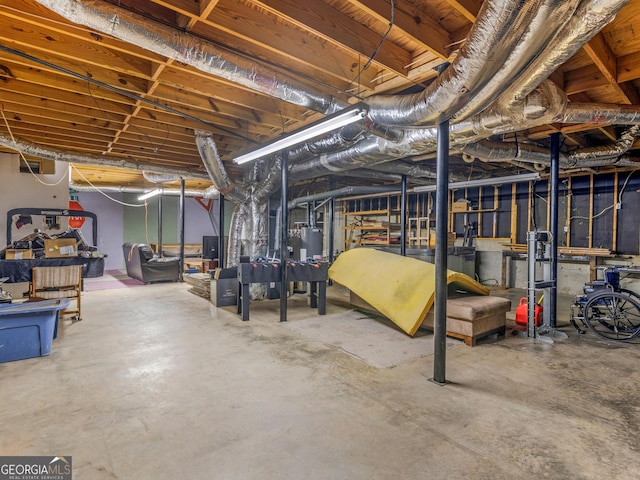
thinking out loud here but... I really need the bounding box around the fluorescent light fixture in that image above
[413,173,541,193]
[138,188,163,200]
[234,103,368,165]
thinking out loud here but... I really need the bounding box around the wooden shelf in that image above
[343,226,389,230]
[344,209,389,216]
[453,209,497,214]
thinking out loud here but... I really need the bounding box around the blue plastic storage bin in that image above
[0,298,70,363]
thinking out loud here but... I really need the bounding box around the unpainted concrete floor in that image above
[1,282,640,479]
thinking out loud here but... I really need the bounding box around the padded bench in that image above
[421,295,511,346]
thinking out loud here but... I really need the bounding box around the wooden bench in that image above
[421,295,511,346]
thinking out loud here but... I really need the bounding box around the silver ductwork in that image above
[454,0,580,121]
[194,130,249,204]
[253,157,283,204]
[461,126,640,168]
[142,171,181,183]
[35,0,345,115]
[337,169,421,184]
[365,0,542,126]
[227,203,249,268]
[0,133,210,180]
[288,186,400,210]
[566,125,640,167]
[558,104,640,125]
[502,0,629,107]
[69,181,218,199]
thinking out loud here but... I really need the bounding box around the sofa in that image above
[122,243,180,284]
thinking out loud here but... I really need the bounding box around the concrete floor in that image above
[2,282,640,479]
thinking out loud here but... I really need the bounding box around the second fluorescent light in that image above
[138,188,163,200]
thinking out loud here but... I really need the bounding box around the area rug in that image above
[282,310,460,368]
[83,269,145,291]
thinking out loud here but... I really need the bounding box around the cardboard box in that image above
[427,231,456,248]
[452,199,470,212]
[44,239,78,258]
[5,249,33,260]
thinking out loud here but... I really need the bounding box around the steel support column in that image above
[280,151,289,322]
[218,194,225,268]
[549,133,560,328]
[433,120,449,385]
[157,194,163,256]
[400,174,407,256]
[178,178,185,282]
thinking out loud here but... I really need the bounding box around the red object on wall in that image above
[68,200,86,228]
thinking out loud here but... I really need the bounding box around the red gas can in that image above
[515,297,543,326]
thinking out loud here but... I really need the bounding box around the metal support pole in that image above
[527,231,538,338]
[328,175,336,286]
[178,178,185,282]
[328,197,335,286]
[157,194,163,256]
[218,194,225,268]
[549,133,560,328]
[433,120,449,385]
[280,150,289,322]
[400,174,407,256]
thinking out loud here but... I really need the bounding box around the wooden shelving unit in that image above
[343,192,448,250]
[343,195,399,250]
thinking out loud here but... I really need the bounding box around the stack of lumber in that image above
[502,244,612,256]
[185,272,211,299]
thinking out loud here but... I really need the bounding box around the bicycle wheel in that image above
[584,292,640,341]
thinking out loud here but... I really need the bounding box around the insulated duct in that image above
[69,181,218,199]
[227,203,249,268]
[288,186,400,210]
[194,130,249,204]
[253,157,283,204]
[35,0,345,115]
[501,0,629,107]
[288,82,567,182]
[337,169,431,185]
[559,104,640,125]
[461,125,640,168]
[365,0,542,126]
[0,133,210,180]
[454,0,580,121]
[142,171,181,183]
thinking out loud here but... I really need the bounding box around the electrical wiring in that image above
[70,165,146,208]
[345,0,395,97]
[1,108,67,187]
[569,169,638,221]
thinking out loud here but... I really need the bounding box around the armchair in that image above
[122,243,180,284]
